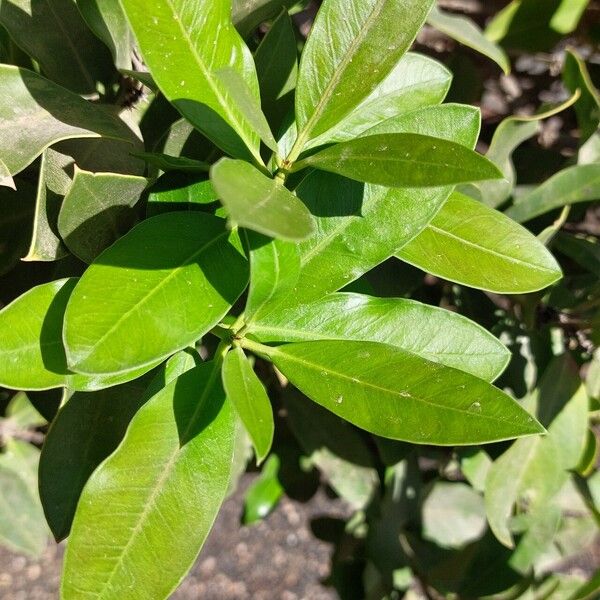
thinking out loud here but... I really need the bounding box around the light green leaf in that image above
[0,457,47,557]
[293,0,434,151]
[232,0,296,38]
[0,158,15,189]
[422,482,487,549]
[248,292,509,382]
[269,104,481,306]
[39,375,152,541]
[222,346,274,464]
[505,164,600,223]
[551,0,590,34]
[120,0,263,163]
[0,279,159,391]
[57,168,148,263]
[5,391,46,429]
[215,67,279,153]
[292,133,502,188]
[427,6,510,74]
[243,454,283,524]
[304,52,452,149]
[0,0,114,93]
[459,448,492,493]
[77,0,133,69]
[254,10,297,134]
[246,339,543,445]
[210,158,314,241]
[0,65,135,178]
[61,363,237,600]
[245,233,300,322]
[64,212,248,375]
[397,191,562,293]
[284,389,378,510]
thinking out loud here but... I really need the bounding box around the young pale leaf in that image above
[506,164,600,223]
[248,292,509,382]
[77,0,133,69]
[294,0,434,149]
[427,6,510,74]
[291,133,503,188]
[397,192,562,293]
[0,279,159,392]
[0,66,135,178]
[245,233,300,322]
[0,0,114,93]
[222,347,274,464]
[248,339,543,445]
[304,53,452,149]
[210,158,314,241]
[64,212,248,375]
[61,363,236,600]
[57,169,148,263]
[39,376,152,541]
[0,158,15,189]
[254,10,298,134]
[120,0,262,163]
[269,105,482,306]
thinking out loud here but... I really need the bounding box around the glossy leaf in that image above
[506,164,600,223]
[248,292,509,382]
[120,0,263,163]
[0,279,158,391]
[247,339,543,445]
[292,133,502,188]
[132,151,209,173]
[422,482,487,549]
[210,158,314,241]
[0,0,114,93]
[57,169,147,263]
[147,174,217,217]
[77,0,133,69]
[222,347,274,464]
[397,192,562,293]
[254,10,298,134]
[232,0,296,37]
[294,0,434,148]
[39,376,152,541]
[61,363,237,600]
[427,6,510,74]
[63,212,248,375]
[243,454,284,524]
[305,53,452,148]
[0,65,135,177]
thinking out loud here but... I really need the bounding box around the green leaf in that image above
[245,233,300,322]
[147,174,217,217]
[0,0,114,93]
[232,0,296,38]
[63,212,248,375]
[0,157,15,189]
[0,65,135,178]
[422,482,486,549]
[243,454,284,524]
[551,0,590,34]
[427,6,510,74]
[293,0,434,150]
[210,158,314,241]
[0,456,47,557]
[39,376,153,541]
[246,339,543,445]
[248,292,509,382]
[132,151,209,173]
[57,169,148,263]
[76,0,133,69]
[5,391,46,429]
[120,0,263,163]
[284,389,378,510]
[254,10,297,134]
[397,192,562,293]
[304,53,452,149]
[61,363,237,600]
[292,133,502,188]
[268,104,481,305]
[0,279,159,391]
[505,164,600,223]
[222,346,274,464]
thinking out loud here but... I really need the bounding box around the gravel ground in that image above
[0,475,350,600]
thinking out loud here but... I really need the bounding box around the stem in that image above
[238,337,275,359]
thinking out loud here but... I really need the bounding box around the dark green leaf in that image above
[292,133,502,188]
[147,173,217,217]
[61,363,237,599]
[210,158,314,241]
[63,212,248,375]
[132,151,209,173]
